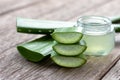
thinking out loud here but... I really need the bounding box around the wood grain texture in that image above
[81,0,120,17]
[42,0,113,21]
[0,0,120,80]
[70,0,120,21]
[102,60,120,80]
[0,0,44,15]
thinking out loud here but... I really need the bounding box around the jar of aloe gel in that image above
[77,16,115,56]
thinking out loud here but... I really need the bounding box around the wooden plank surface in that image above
[79,0,120,17]
[42,0,113,21]
[102,60,120,80]
[0,0,73,16]
[0,0,120,80]
[71,0,120,21]
[0,0,43,15]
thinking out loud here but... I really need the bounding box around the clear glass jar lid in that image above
[77,16,113,35]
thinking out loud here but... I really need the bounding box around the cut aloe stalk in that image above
[17,36,54,62]
[51,52,87,68]
[17,17,120,34]
[112,24,120,33]
[17,17,76,34]
[51,27,83,44]
[53,43,87,56]
[110,16,120,32]
[110,16,120,24]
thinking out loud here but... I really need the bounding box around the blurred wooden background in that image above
[0,0,120,80]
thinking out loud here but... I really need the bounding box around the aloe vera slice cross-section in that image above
[17,36,54,62]
[51,27,83,44]
[53,44,87,56]
[51,52,87,68]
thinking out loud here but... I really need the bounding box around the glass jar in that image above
[77,16,115,56]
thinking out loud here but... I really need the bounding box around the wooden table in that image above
[0,0,120,80]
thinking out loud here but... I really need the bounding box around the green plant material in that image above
[112,24,120,33]
[16,17,75,34]
[110,16,120,24]
[51,27,83,44]
[110,16,120,32]
[17,36,54,62]
[78,54,88,60]
[51,52,87,68]
[16,17,120,34]
[53,43,87,56]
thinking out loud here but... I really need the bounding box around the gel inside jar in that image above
[77,16,115,56]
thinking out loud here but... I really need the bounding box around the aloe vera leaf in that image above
[112,24,120,33]
[17,36,54,62]
[110,16,120,23]
[51,52,87,68]
[78,54,88,60]
[17,17,120,34]
[53,43,87,56]
[51,27,83,44]
[16,17,76,34]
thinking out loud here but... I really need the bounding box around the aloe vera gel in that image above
[77,16,115,56]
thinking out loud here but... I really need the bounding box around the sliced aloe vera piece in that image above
[51,32,82,44]
[17,36,54,62]
[51,52,87,68]
[17,17,76,34]
[51,27,83,44]
[78,54,88,60]
[53,44,87,56]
